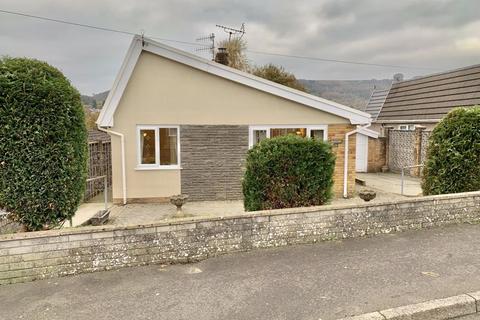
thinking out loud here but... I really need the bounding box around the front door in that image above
[356,133,368,172]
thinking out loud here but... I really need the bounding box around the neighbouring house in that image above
[355,88,390,173]
[97,35,372,204]
[368,64,480,135]
[362,64,480,174]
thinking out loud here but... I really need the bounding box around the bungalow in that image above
[367,64,480,135]
[361,64,480,173]
[97,35,372,204]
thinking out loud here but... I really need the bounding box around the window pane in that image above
[311,129,324,140]
[254,130,267,144]
[270,128,306,138]
[159,128,178,165]
[140,129,156,164]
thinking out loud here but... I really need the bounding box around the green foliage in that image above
[243,135,335,211]
[253,63,306,92]
[0,57,88,230]
[422,106,480,195]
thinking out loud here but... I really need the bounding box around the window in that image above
[249,125,327,147]
[137,126,180,169]
[398,124,415,131]
[253,129,267,144]
[270,128,306,138]
[310,129,325,140]
[140,129,156,164]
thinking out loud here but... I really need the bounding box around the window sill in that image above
[135,166,182,171]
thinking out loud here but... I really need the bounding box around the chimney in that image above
[215,47,229,66]
[393,73,404,83]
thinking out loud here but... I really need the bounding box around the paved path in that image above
[108,185,406,226]
[357,172,423,196]
[1,224,480,320]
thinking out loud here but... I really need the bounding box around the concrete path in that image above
[1,224,480,320]
[357,172,423,196]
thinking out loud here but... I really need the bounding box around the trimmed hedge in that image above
[422,106,480,195]
[0,57,88,230]
[243,135,335,211]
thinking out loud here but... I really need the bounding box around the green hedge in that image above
[422,106,480,195]
[0,57,88,230]
[243,135,335,211]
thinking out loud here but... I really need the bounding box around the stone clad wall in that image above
[1,191,479,285]
[180,125,249,201]
[388,130,416,172]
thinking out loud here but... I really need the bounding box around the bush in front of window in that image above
[422,106,480,195]
[0,57,88,231]
[243,135,335,211]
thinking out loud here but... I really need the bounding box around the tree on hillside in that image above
[217,38,249,71]
[216,38,306,92]
[84,106,99,130]
[253,64,306,92]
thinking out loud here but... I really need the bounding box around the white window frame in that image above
[398,124,416,131]
[249,125,328,148]
[136,125,181,170]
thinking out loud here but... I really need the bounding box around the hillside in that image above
[81,79,392,111]
[81,90,109,109]
[299,79,392,111]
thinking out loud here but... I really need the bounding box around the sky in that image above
[1,0,479,95]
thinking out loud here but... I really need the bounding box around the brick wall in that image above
[328,124,356,197]
[180,125,249,201]
[367,137,386,172]
[3,191,477,285]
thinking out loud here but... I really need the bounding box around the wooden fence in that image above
[85,131,112,201]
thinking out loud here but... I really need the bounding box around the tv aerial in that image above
[216,23,245,41]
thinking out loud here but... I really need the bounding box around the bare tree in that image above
[217,38,249,72]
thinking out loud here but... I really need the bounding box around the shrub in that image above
[0,57,88,230]
[422,106,480,195]
[243,135,335,211]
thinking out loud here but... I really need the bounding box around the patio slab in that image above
[356,172,423,197]
[107,184,408,226]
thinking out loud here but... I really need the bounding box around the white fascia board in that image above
[358,127,379,138]
[98,35,372,127]
[97,37,143,127]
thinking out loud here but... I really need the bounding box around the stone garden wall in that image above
[1,191,479,285]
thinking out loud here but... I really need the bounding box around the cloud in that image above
[0,0,479,93]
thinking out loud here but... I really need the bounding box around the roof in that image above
[364,88,390,121]
[97,35,371,127]
[376,64,480,122]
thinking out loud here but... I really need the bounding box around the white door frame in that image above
[355,133,369,172]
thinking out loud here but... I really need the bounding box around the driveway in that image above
[1,224,480,320]
[357,172,423,196]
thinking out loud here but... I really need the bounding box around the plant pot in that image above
[359,189,377,202]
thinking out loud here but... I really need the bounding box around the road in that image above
[1,224,480,320]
